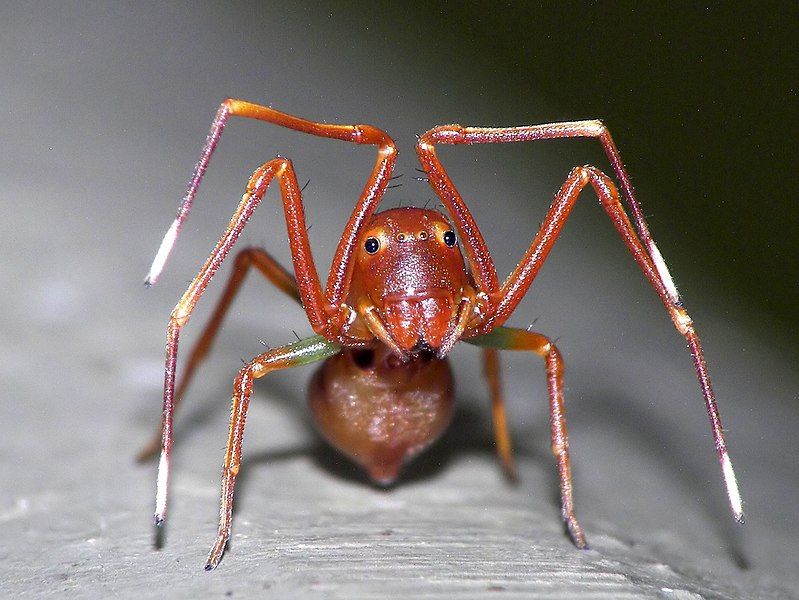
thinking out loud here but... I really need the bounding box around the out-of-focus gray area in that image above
[0,3,796,598]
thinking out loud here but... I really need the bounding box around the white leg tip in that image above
[155,450,170,522]
[721,453,744,523]
[146,219,180,286]
[648,240,681,304]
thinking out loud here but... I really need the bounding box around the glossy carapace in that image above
[347,208,471,354]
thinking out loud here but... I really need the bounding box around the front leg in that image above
[146,99,396,289]
[205,335,341,570]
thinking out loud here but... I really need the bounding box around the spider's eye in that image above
[443,230,457,247]
[364,237,380,254]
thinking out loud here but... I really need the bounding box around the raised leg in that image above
[418,122,743,524]
[138,247,300,462]
[416,120,657,298]
[468,327,587,548]
[482,348,517,481]
[146,98,397,302]
[205,335,341,570]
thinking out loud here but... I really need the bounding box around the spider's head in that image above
[350,208,471,357]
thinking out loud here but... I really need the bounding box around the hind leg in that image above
[482,348,518,482]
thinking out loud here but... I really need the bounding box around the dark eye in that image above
[443,230,457,247]
[364,237,380,254]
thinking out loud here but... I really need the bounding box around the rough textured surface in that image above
[1,3,796,599]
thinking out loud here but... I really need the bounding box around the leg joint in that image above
[669,305,694,335]
[170,307,190,328]
[233,247,260,269]
[270,156,292,173]
[583,119,607,136]
[235,365,259,390]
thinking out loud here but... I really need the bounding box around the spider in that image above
[142,99,743,570]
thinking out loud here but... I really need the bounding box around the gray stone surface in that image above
[1,3,796,599]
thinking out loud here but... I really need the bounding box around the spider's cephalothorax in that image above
[144,98,742,570]
[348,208,473,358]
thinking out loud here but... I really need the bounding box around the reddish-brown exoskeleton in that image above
[142,99,744,570]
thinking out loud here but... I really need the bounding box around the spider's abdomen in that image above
[308,344,453,484]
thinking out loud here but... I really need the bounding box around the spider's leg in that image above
[482,348,517,482]
[155,157,320,527]
[468,327,586,549]
[489,165,741,525]
[146,99,396,290]
[418,121,743,525]
[417,119,656,273]
[205,335,341,571]
[496,165,742,525]
[416,136,499,296]
[578,166,744,525]
[137,248,299,462]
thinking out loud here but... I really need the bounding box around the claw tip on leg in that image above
[565,517,588,550]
